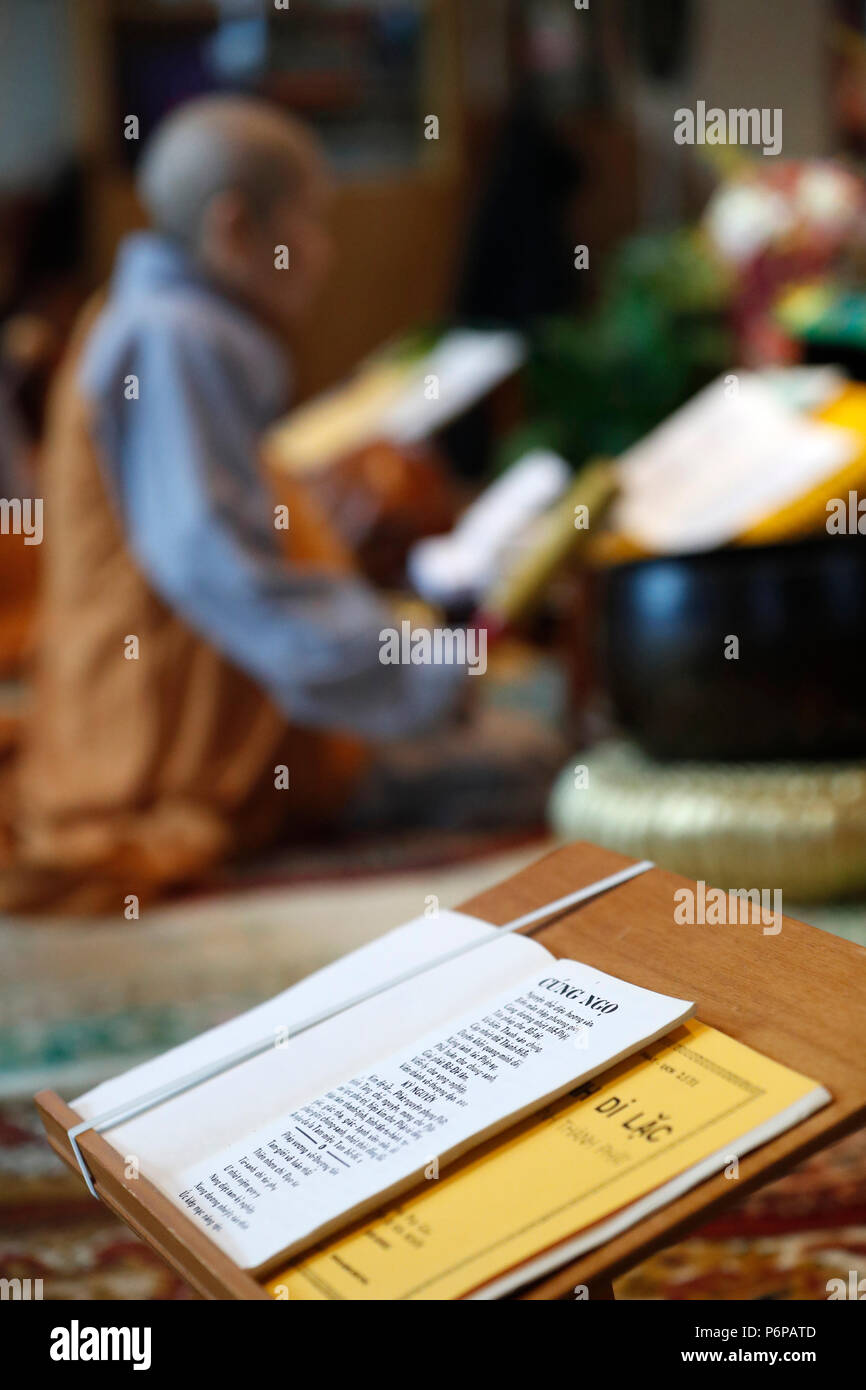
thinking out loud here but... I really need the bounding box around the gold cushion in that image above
[550,741,866,901]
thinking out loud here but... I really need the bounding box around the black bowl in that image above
[599,534,866,761]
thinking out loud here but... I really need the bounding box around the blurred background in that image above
[0,0,843,425]
[2,0,866,1301]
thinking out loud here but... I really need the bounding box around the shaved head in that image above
[136,95,327,249]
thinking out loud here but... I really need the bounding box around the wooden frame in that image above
[36,840,866,1300]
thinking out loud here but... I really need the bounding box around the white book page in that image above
[612,373,859,553]
[73,911,550,1183]
[171,962,692,1270]
[384,330,525,443]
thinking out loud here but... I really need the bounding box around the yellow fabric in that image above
[0,302,366,913]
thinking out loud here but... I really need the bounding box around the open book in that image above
[609,371,861,553]
[72,910,692,1274]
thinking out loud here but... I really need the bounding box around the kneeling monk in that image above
[0,97,464,912]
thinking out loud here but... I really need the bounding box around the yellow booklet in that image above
[266,1020,828,1301]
